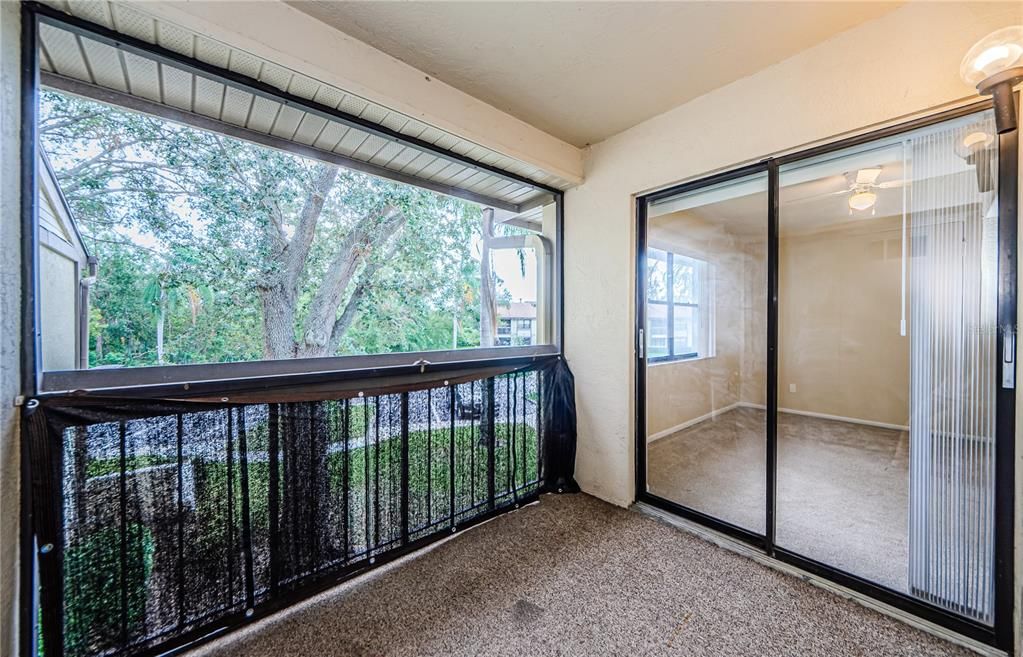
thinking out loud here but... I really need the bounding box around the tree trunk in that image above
[260,283,298,360]
[258,164,338,360]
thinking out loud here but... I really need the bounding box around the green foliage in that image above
[63,524,154,657]
[40,90,493,366]
[196,421,538,539]
[85,455,175,478]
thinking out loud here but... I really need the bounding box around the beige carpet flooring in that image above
[196,494,974,657]
[647,407,909,591]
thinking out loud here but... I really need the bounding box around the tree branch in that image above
[283,164,339,291]
[327,238,400,354]
[299,205,406,356]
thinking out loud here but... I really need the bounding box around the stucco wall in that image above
[564,1,1023,507]
[0,2,21,655]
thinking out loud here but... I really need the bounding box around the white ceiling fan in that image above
[791,167,905,214]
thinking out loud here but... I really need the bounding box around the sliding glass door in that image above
[640,171,769,536]
[636,105,1015,647]
[776,111,999,622]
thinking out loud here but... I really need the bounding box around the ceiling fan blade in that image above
[784,189,849,205]
[876,179,906,189]
[856,167,883,185]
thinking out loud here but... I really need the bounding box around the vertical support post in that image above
[20,4,39,397]
[20,11,42,656]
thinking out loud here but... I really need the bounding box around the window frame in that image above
[21,4,565,397]
[646,248,712,364]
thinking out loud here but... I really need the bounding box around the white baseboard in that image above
[648,401,908,441]
[647,402,740,441]
[775,406,908,432]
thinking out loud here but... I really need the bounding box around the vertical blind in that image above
[907,112,998,623]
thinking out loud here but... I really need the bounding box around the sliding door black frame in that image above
[634,98,1017,652]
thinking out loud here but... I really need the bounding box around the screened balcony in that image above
[7,3,1023,657]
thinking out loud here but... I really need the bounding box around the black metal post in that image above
[635,200,648,500]
[400,392,410,545]
[237,409,255,611]
[766,159,779,556]
[267,404,280,597]
[486,378,497,510]
[993,125,1017,651]
[19,10,41,655]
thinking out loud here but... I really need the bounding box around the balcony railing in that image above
[24,356,576,657]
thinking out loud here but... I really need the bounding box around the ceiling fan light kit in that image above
[848,190,877,213]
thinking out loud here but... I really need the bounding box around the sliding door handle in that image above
[638,328,645,360]
[1003,332,1015,389]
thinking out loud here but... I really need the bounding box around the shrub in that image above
[63,523,154,657]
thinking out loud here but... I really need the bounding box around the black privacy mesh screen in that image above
[27,360,570,657]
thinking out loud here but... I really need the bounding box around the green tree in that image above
[39,90,485,365]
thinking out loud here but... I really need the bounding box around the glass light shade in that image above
[954,129,995,159]
[960,26,1023,88]
[848,191,877,212]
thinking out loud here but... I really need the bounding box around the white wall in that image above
[565,1,1023,507]
[0,2,21,655]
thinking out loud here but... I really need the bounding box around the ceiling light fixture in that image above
[961,130,994,152]
[956,127,997,192]
[960,26,1023,133]
[848,190,877,213]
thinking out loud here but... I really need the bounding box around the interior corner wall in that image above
[564,1,1022,509]
[0,2,21,655]
[778,217,910,428]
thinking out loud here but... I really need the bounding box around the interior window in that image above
[646,248,712,362]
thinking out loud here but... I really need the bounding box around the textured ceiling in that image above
[288,1,902,147]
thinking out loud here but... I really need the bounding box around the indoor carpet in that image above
[196,493,975,657]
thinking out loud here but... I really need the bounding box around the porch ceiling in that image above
[36,1,570,213]
[288,1,903,148]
